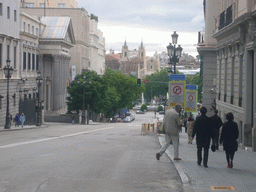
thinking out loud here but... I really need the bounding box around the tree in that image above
[144,69,169,102]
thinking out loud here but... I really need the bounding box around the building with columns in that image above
[203,0,256,151]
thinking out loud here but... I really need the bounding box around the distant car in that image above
[117,118,123,122]
[123,117,132,122]
[136,110,145,114]
[159,111,165,114]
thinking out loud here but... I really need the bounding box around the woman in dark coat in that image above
[220,112,239,168]
[192,107,214,168]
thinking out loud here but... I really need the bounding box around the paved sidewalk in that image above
[0,124,48,132]
[158,129,256,192]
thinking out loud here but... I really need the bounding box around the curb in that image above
[0,124,49,132]
[158,134,195,192]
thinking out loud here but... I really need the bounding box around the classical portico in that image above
[38,17,75,112]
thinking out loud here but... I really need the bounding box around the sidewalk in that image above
[0,124,48,132]
[158,129,256,192]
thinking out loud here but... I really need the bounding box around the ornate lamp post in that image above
[36,71,43,126]
[167,31,183,74]
[4,59,14,129]
[82,74,86,124]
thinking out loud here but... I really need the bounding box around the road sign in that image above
[170,74,186,81]
[143,79,149,84]
[186,85,198,90]
[169,81,186,107]
[184,90,197,112]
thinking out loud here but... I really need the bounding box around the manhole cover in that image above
[211,186,235,190]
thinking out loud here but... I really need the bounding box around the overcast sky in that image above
[76,0,205,57]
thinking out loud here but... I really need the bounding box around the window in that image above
[0,3,2,16]
[25,3,34,8]
[14,47,17,69]
[28,53,31,70]
[32,53,35,70]
[28,24,30,33]
[32,26,34,34]
[40,3,45,8]
[7,45,10,59]
[23,22,26,32]
[0,96,2,109]
[23,52,26,70]
[13,94,16,106]
[7,6,10,19]
[36,54,39,70]
[58,3,66,8]
[0,44,2,68]
[36,28,39,35]
[14,10,17,22]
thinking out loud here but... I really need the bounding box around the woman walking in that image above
[220,112,239,168]
[20,113,26,128]
[187,116,194,144]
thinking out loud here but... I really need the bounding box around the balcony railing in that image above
[215,3,236,32]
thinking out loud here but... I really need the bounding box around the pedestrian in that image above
[187,116,194,144]
[210,109,223,150]
[72,115,75,124]
[192,106,214,168]
[183,117,187,133]
[156,104,182,161]
[20,113,26,128]
[220,112,239,168]
[14,113,19,127]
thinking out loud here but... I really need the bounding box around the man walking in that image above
[192,107,214,168]
[156,104,182,161]
[210,109,223,150]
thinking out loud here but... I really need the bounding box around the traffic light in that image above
[137,78,141,87]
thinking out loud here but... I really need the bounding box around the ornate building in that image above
[120,40,160,79]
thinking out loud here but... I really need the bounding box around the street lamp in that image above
[3,59,14,129]
[167,31,183,74]
[82,74,86,124]
[36,71,43,126]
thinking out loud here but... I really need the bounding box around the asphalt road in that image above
[0,112,183,192]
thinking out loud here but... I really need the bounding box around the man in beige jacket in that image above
[156,104,182,161]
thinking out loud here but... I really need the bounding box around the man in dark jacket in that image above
[210,109,223,150]
[192,107,214,168]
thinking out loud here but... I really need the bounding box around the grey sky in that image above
[76,0,205,56]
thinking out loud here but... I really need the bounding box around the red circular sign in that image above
[144,79,149,84]
[173,86,181,95]
[188,95,193,101]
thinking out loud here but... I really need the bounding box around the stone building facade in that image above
[21,7,90,75]
[120,40,159,79]
[207,0,256,151]
[0,0,20,126]
[197,0,220,117]
[21,0,78,8]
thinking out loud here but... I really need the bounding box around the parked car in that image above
[136,110,145,114]
[159,111,165,114]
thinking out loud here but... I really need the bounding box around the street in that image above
[0,112,183,192]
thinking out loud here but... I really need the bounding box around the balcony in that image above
[215,4,235,32]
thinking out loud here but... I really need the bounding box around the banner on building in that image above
[169,81,186,107]
[72,65,76,81]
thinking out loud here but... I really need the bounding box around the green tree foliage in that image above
[185,72,203,102]
[90,14,98,22]
[144,69,169,102]
[140,104,147,111]
[67,68,145,117]
[158,105,163,112]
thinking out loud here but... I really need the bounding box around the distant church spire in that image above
[124,38,128,48]
[141,38,143,48]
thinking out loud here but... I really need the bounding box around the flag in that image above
[47,0,49,6]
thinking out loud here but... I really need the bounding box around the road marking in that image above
[0,127,114,149]
[211,186,235,190]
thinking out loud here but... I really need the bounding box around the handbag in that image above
[211,143,216,152]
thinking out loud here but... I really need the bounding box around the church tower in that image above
[138,40,145,58]
[122,39,129,61]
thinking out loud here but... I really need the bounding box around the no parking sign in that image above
[184,90,197,112]
[169,81,186,107]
